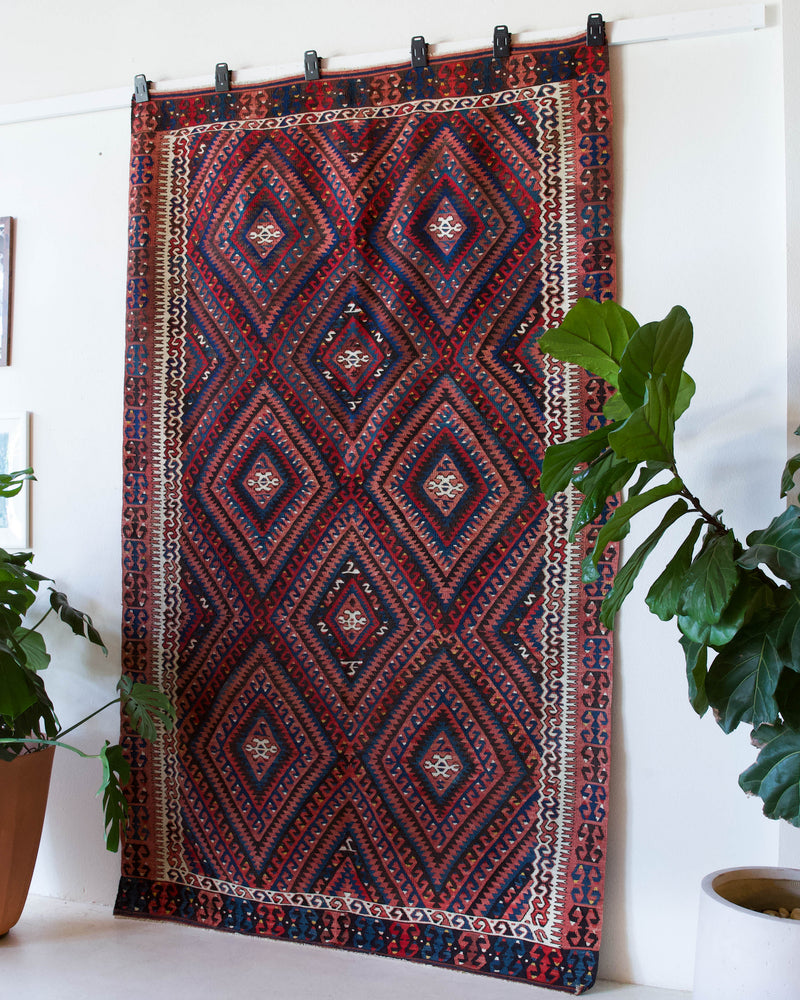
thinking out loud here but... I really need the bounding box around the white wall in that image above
[781,0,800,873]
[0,0,789,991]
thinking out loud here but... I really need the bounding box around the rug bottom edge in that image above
[114,875,599,994]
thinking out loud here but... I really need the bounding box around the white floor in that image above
[2,896,689,1000]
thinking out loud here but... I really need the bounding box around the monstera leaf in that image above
[118,675,176,743]
[0,467,175,852]
[49,589,108,653]
[98,742,131,853]
[0,642,39,719]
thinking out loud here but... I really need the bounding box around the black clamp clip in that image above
[411,36,428,69]
[215,62,231,93]
[493,25,511,60]
[304,50,321,81]
[133,74,150,103]
[586,13,606,47]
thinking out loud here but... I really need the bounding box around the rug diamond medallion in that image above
[387,146,508,308]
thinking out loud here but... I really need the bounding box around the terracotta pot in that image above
[693,866,800,999]
[0,745,55,936]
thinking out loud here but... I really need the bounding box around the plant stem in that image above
[56,697,121,740]
[20,606,53,638]
[0,736,99,759]
[670,465,728,535]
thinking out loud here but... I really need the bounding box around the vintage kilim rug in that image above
[116,32,616,994]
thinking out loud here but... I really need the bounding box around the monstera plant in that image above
[539,298,800,826]
[0,468,175,850]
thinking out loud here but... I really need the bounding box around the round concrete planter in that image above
[0,745,55,936]
[693,866,800,999]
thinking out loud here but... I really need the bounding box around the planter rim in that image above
[2,743,56,755]
[702,866,800,923]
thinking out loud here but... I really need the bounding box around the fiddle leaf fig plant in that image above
[0,468,175,851]
[540,298,800,825]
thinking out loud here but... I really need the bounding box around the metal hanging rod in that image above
[0,3,765,127]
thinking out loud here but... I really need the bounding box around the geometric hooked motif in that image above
[117,32,616,994]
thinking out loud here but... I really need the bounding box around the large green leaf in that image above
[773,587,800,668]
[739,723,800,827]
[0,548,37,567]
[49,589,108,653]
[646,517,705,621]
[600,500,688,628]
[776,670,800,729]
[538,298,639,387]
[582,477,684,581]
[570,452,638,541]
[780,453,800,498]
[118,675,176,743]
[679,635,709,716]
[608,375,675,468]
[739,506,800,583]
[540,421,620,500]
[706,625,784,733]
[781,425,800,497]
[0,643,38,719]
[617,306,693,413]
[678,572,773,648]
[626,465,666,499]
[13,627,50,672]
[674,372,696,419]
[608,372,695,421]
[98,742,131,853]
[1,667,58,747]
[677,614,722,647]
[0,469,33,499]
[0,558,43,627]
[678,530,740,626]
[602,392,631,422]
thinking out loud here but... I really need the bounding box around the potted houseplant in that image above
[538,298,800,999]
[0,467,174,935]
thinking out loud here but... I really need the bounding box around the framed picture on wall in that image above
[0,217,12,366]
[0,412,30,549]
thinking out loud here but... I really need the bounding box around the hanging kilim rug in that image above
[116,31,616,994]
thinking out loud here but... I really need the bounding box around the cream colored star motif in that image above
[426,471,465,501]
[248,222,283,248]
[337,608,369,634]
[428,214,464,241]
[336,347,371,372]
[245,737,279,763]
[423,752,460,780]
[247,468,281,495]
